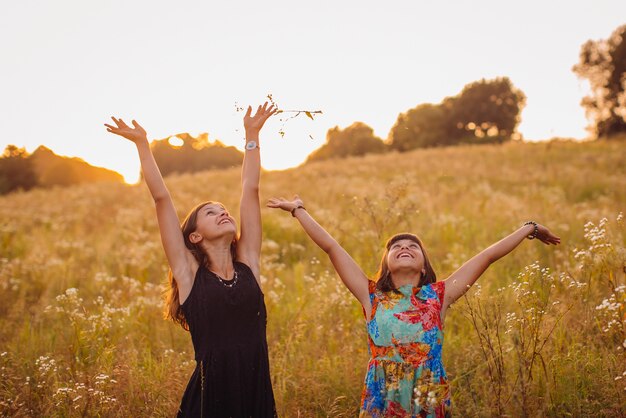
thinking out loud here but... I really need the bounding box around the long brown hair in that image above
[374,233,437,293]
[164,201,237,330]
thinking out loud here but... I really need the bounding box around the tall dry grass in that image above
[0,140,625,416]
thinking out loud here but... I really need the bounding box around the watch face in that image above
[245,141,257,150]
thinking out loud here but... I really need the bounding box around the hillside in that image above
[0,140,624,416]
[29,146,124,187]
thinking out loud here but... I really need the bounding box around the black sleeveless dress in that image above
[177,261,277,418]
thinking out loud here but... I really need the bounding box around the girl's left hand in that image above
[535,224,561,245]
[244,102,277,134]
[266,195,304,213]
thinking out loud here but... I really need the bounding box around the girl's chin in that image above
[390,263,421,272]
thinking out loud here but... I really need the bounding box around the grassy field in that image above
[1,139,625,417]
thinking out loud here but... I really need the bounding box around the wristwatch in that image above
[245,140,259,150]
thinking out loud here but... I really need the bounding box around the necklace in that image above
[214,270,238,288]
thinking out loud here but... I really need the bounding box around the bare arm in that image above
[104,118,196,296]
[237,103,276,282]
[442,223,561,311]
[267,196,372,316]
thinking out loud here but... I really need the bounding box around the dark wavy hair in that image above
[164,201,237,331]
[374,233,437,293]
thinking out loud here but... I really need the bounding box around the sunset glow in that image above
[1,1,623,183]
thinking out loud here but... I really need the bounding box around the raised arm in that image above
[442,223,561,311]
[267,196,372,316]
[237,103,276,282]
[104,117,196,295]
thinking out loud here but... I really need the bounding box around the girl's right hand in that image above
[104,117,148,144]
[534,224,561,245]
[267,195,304,213]
[244,102,277,135]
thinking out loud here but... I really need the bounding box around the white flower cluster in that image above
[53,375,117,409]
[46,286,135,336]
[45,288,85,319]
[552,272,587,291]
[584,218,608,242]
[35,355,58,376]
[582,218,613,254]
[504,312,519,335]
[0,258,22,291]
[595,286,625,334]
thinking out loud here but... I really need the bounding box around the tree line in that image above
[308,23,626,163]
[0,134,243,195]
[0,146,123,195]
[307,77,525,163]
[151,133,243,177]
[1,23,623,194]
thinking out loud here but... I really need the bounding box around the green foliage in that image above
[151,133,243,177]
[573,24,626,138]
[306,122,386,163]
[386,104,450,151]
[447,78,526,143]
[388,77,526,151]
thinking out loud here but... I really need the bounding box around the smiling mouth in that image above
[397,253,413,259]
[219,219,232,225]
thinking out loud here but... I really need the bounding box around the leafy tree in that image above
[30,146,123,187]
[151,133,243,177]
[0,145,37,194]
[387,104,451,151]
[447,77,526,144]
[306,122,386,163]
[388,77,526,151]
[573,24,626,137]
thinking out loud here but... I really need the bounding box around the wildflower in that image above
[65,288,79,297]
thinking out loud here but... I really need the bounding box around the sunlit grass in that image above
[1,140,625,416]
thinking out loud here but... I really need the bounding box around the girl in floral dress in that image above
[267,196,560,417]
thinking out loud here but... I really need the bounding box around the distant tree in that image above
[151,133,243,177]
[0,145,37,194]
[30,146,123,187]
[388,104,451,151]
[388,77,526,151]
[573,24,626,137]
[306,122,386,163]
[447,77,526,144]
[38,161,82,187]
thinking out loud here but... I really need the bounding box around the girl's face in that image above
[192,203,237,242]
[386,238,425,274]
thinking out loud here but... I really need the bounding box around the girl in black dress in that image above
[105,103,277,417]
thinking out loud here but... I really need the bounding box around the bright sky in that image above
[1,1,623,182]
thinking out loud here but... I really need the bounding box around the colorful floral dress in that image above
[360,280,451,418]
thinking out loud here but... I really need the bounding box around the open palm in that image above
[536,224,561,245]
[267,195,304,212]
[244,102,276,133]
[104,117,147,144]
